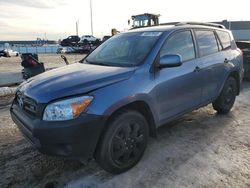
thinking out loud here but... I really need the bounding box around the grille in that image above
[16,91,37,116]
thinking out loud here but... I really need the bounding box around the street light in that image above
[76,20,79,36]
[90,0,93,35]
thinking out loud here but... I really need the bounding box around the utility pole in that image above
[90,0,93,35]
[76,20,79,36]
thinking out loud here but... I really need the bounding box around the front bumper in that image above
[10,101,107,160]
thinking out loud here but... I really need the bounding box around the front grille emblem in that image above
[18,96,24,108]
[17,92,24,109]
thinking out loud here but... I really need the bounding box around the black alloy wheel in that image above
[96,110,149,174]
[111,120,145,167]
[212,77,237,114]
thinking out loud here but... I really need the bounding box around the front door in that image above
[154,30,202,125]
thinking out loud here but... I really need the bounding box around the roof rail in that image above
[175,22,226,29]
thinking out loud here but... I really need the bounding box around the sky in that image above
[0,0,250,40]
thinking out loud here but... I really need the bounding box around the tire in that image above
[96,110,149,174]
[212,77,237,114]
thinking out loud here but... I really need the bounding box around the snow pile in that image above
[0,87,17,97]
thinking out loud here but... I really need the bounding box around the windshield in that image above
[84,31,162,67]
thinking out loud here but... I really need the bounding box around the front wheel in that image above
[95,110,149,174]
[212,77,237,114]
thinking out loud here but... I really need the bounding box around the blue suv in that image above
[10,23,244,174]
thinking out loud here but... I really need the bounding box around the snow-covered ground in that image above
[0,83,249,188]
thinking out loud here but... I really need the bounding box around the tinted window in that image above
[195,30,218,57]
[160,31,195,62]
[217,30,231,49]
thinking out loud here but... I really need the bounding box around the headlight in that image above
[43,96,93,121]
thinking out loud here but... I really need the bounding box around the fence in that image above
[0,44,59,54]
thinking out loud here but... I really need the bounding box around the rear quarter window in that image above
[195,30,219,57]
[216,30,231,49]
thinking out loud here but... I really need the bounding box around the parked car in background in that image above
[0,50,5,57]
[80,35,99,43]
[78,35,102,53]
[11,23,243,174]
[0,49,19,57]
[57,47,75,54]
[242,49,250,80]
[235,41,250,80]
[102,35,111,42]
[61,35,80,47]
[57,47,67,54]
[7,49,19,57]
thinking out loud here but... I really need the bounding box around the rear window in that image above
[216,30,231,49]
[195,30,219,57]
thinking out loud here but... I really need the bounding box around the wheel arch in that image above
[105,100,157,137]
[228,71,240,95]
[94,100,157,158]
[219,70,240,97]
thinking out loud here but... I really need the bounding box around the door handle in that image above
[194,66,200,72]
[224,58,229,64]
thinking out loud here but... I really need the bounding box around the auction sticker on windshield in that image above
[140,32,162,37]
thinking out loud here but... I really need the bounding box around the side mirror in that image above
[159,54,182,68]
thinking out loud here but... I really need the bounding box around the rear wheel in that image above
[212,77,237,114]
[96,110,149,174]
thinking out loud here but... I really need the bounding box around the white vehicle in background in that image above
[1,49,19,57]
[80,35,99,43]
[57,47,74,54]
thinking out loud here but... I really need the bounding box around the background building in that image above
[0,39,57,46]
[216,20,250,41]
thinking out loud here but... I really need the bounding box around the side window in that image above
[195,30,219,57]
[160,31,195,62]
[216,30,231,49]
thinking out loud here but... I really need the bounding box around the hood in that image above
[19,63,135,103]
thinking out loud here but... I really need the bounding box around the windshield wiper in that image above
[117,63,136,67]
[85,59,136,67]
[92,62,113,66]
[85,59,113,66]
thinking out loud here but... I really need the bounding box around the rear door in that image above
[154,30,203,124]
[194,29,226,103]
[216,30,235,86]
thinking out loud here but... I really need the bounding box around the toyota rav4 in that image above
[10,23,244,174]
